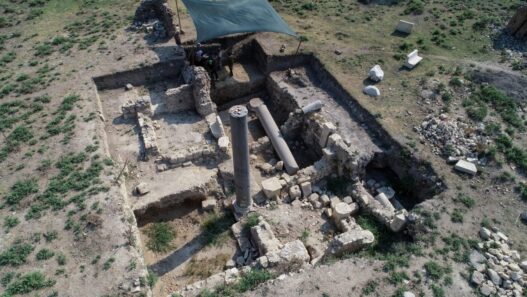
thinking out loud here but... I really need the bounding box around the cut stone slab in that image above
[403,292,415,297]
[454,160,478,175]
[332,202,353,221]
[279,240,310,263]
[135,182,150,195]
[368,65,384,82]
[390,213,407,232]
[327,230,375,256]
[377,186,395,199]
[396,20,415,34]
[300,181,312,198]
[363,86,380,97]
[251,220,281,255]
[261,177,282,199]
[470,250,486,268]
[201,198,216,211]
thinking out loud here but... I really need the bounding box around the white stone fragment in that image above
[261,177,282,199]
[455,160,478,175]
[300,181,312,198]
[363,86,381,97]
[218,136,230,152]
[368,65,384,82]
[289,185,301,200]
[377,186,395,199]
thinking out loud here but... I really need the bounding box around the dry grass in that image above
[184,254,230,280]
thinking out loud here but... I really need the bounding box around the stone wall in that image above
[93,59,185,90]
[134,0,175,38]
[507,6,527,39]
[163,84,194,113]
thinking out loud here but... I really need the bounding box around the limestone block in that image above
[396,20,415,34]
[330,196,341,209]
[206,114,226,139]
[218,136,230,152]
[319,122,337,148]
[279,240,310,263]
[201,198,216,211]
[377,186,395,199]
[224,268,239,285]
[471,271,485,285]
[389,213,407,232]
[300,181,312,198]
[374,193,394,211]
[289,185,301,200]
[326,133,342,148]
[250,220,281,255]
[261,177,282,199]
[135,182,150,195]
[319,194,330,206]
[327,230,375,256]
[332,202,353,222]
[342,196,353,204]
[455,160,477,175]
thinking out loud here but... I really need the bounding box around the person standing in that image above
[227,51,234,77]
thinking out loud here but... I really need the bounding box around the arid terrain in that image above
[0,1,526,297]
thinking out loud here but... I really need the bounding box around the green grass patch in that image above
[424,261,451,281]
[146,222,175,253]
[4,179,39,206]
[3,216,20,232]
[201,212,235,247]
[4,271,55,295]
[35,248,54,261]
[0,242,34,267]
[453,193,475,208]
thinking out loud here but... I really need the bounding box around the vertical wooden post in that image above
[295,39,302,55]
[175,0,184,34]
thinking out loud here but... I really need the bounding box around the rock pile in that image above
[469,227,527,296]
[414,114,485,157]
[133,0,175,38]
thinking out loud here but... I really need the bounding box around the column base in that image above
[232,200,251,220]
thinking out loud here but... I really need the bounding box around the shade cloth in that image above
[181,0,297,42]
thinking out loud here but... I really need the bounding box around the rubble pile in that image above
[469,227,527,296]
[133,0,175,38]
[414,114,484,157]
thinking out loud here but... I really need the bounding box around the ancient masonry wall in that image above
[93,59,185,90]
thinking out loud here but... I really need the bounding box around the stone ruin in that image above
[94,36,445,296]
[507,6,527,39]
[133,0,175,39]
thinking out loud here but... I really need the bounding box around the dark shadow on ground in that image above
[390,30,410,38]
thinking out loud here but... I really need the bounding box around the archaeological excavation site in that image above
[93,35,444,296]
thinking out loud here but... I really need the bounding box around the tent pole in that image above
[175,0,184,34]
[295,40,302,55]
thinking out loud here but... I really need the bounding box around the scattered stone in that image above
[342,196,353,204]
[201,198,216,211]
[471,270,485,285]
[389,213,407,232]
[480,227,492,240]
[520,211,527,222]
[326,230,375,256]
[218,136,230,152]
[250,220,282,255]
[454,160,478,176]
[289,185,301,200]
[300,181,312,198]
[363,86,381,97]
[480,282,495,296]
[125,83,134,90]
[257,256,268,268]
[279,240,310,263]
[261,177,282,199]
[403,292,416,297]
[319,194,330,206]
[520,261,527,271]
[275,161,284,171]
[470,250,487,268]
[487,268,502,286]
[135,182,150,195]
[368,65,384,82]
[226,259,235,269]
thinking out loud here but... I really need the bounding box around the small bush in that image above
[4,179,39,205]
[234,269,273,293]
[5,271,55,295]
[451,209,464,223]
[4,216,20,231]
[0,242,34,266]
[103,257,115,270]
[36,249,54,261]
[454,194,475,208]
[362,280,379,295]
[201,212,235,247]
[146,222,175,253]
[424,261,450,281]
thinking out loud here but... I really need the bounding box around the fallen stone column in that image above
[301,100,324,114]
[229,105,252,216]
[249,98,299,175]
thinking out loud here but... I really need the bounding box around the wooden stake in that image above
[175,0,184,34]
[295,39,303,55]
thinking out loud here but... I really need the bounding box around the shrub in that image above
[454,193,475,208]
[424,261,450,281]
[4,216,20,231]
[146,222,175,253]
[362,280,379,295]
[36,249,54,261]
[5,272,55,295]
[0,242,34,266]
[451,209,464,223]
[57,253,67,265]
[234,269,273,292]
[4,179,39,205]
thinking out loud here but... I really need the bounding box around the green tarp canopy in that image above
[181,0,297,43]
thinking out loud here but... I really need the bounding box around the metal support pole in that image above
[249,98,299,175]
[295,40,302,55]
[229,105,252,216]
